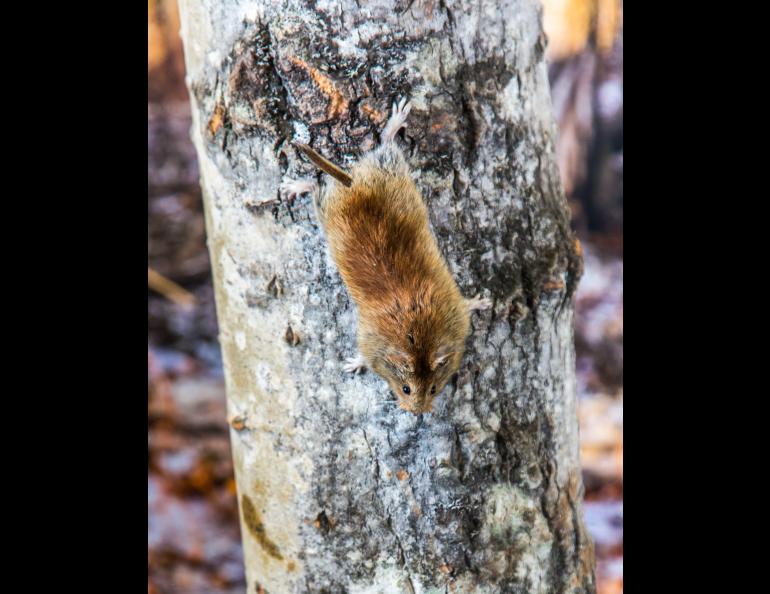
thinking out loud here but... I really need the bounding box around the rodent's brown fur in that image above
[310,140,472,414]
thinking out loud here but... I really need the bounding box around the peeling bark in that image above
[178,0,594,592]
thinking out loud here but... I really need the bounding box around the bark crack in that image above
[391,520,417,594]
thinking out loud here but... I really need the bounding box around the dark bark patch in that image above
[284,324,301,346]
[270,23,430,160]
[224,24,292,141]
[277,55,349,124]
[313,510,334,535]
[244,198,281,216]
[241,494,284,560]
[266,274,284,297]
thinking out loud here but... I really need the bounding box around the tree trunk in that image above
[177,1,594,592]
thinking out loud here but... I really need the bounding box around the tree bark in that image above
[178,1,594,592]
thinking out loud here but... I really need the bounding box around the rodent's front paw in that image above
[280,178,317,200]
[392,96,412,120]
[467,294,493,312]
[343,354,367,374]
[381,97,412,143]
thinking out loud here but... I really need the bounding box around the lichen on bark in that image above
[178,0,594,592]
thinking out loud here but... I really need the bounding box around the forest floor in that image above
[148,102,623,594]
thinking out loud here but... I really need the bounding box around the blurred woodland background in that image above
[148,1,622,593]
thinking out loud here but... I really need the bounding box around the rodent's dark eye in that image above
[431,385,436,395]
[402,385,411,395]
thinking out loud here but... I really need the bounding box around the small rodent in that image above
[282,98,490,414]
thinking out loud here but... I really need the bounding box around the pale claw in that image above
[280,178,317,200]
[467,294,492,312]
[381,97,412,143]
[343,354,367,374]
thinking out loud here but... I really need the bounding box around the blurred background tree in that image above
[148,1,622,593]
[545,0,623,242]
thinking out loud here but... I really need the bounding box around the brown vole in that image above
[282,98,490,414]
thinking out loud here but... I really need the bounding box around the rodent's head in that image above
[374,343,463,414]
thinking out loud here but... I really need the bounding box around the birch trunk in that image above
[178,1,594,592]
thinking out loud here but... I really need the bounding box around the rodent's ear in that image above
[385,350,413,373]
[431,345,455,370]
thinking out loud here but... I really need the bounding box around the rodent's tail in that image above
[294,143,353,188]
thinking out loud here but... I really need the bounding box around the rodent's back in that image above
[322,152,469,349]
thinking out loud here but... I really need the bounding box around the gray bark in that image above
[177,1,594,592]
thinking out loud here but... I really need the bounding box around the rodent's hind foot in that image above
[466,294,492,313]
[381,97,412,143]
[343,354,367,374]
[280,178,317,200]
